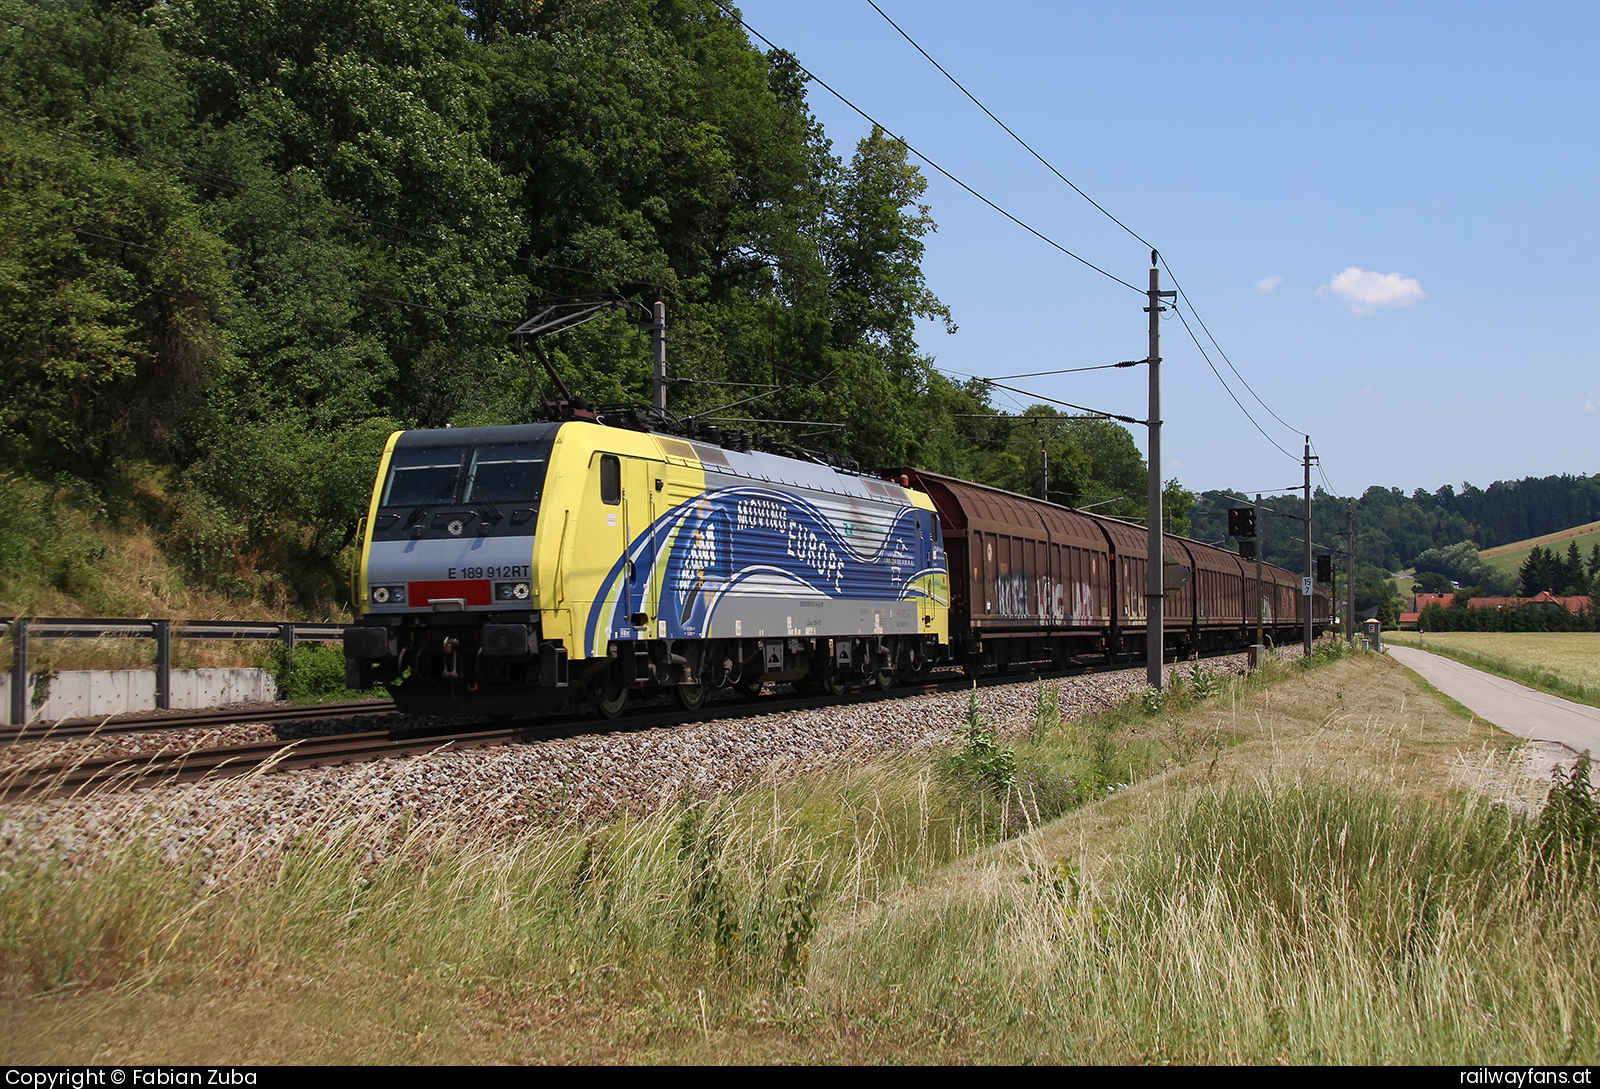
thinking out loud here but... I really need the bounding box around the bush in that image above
[942,685,1079,838]
[1420,600,1597,633]
[0,471,107,599]
[271,642,368,703]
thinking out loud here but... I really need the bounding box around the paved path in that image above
[1388,645,1600,775]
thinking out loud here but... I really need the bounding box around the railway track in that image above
[0,699,397,746]
[0,650,1242,800]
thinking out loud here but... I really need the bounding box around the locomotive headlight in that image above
[370,585,406,605]
[372,586,388,604]
[495,581,531,601]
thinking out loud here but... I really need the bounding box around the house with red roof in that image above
[1399,592,1457,629]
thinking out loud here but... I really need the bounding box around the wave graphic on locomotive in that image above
[343,417,1329,718]
[584,485,947,654]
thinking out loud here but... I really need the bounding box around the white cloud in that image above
[1317,267,1426,314]
[1585,396,1598,414]
[1255,276,1283,293]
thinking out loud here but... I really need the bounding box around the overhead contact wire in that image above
[859,4,1311,453]
[863,0,1154,252]
[707,0,1143,294]
[1171,304,1297,462]
[1158,254,1303,439]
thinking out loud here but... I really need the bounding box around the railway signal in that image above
[1316,554,1332,584]
[1228,507,1256,539]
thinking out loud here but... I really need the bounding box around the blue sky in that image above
[735,0,1600,498]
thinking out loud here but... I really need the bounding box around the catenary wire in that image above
[863,0,1155,252]
[14,3,1309,461]
[853,4,1309,454]
[706,1,1143,294]
[964,378,1143,424]
[1310,438,1340,497]
[988,361,1140,379]
[1158,254,1302,438]
[1170,304,1298,462]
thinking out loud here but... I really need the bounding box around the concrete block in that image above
[0,668,277,725]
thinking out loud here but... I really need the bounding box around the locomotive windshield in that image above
[379,428,558,511]
[381,445,469,506]
[463,442,549,504]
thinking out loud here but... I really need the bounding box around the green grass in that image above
[826,774,1599,1064]
[4,644,1591,1063]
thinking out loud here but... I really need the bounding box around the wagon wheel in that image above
[821,667,849,696]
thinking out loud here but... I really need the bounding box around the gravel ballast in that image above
[1,656,1252,868]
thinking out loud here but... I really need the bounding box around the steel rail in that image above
[0,699,396,746]
[1,648,1247,799]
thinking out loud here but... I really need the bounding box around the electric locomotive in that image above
[342,416,951,718]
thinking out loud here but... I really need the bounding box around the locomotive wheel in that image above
[674,682,709,712]
[871,666,896,690]
[595,679,629,720]
[802,667,846,697]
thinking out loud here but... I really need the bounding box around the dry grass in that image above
[0,521,349,671]
[1386,631,1600,707]
[2,648,1592,1064]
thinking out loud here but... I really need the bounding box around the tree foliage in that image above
[1193,477,1599,582]
[0,0,1168,613]
[1518,544,1593,597]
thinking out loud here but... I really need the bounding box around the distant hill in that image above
[1480,521,1600,576]
[1190,472,1600,576]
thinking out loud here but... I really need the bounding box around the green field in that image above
[1480,522,1600,577]
[1384,631,1600,707]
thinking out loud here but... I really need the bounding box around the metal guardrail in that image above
[1,617,350,726]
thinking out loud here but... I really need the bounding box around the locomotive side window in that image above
[464,442,551,504]
[600,455,621,505]
[382,445,468,506]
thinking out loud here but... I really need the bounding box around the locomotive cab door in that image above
[915,509,938,631]
[621,457,661,635]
